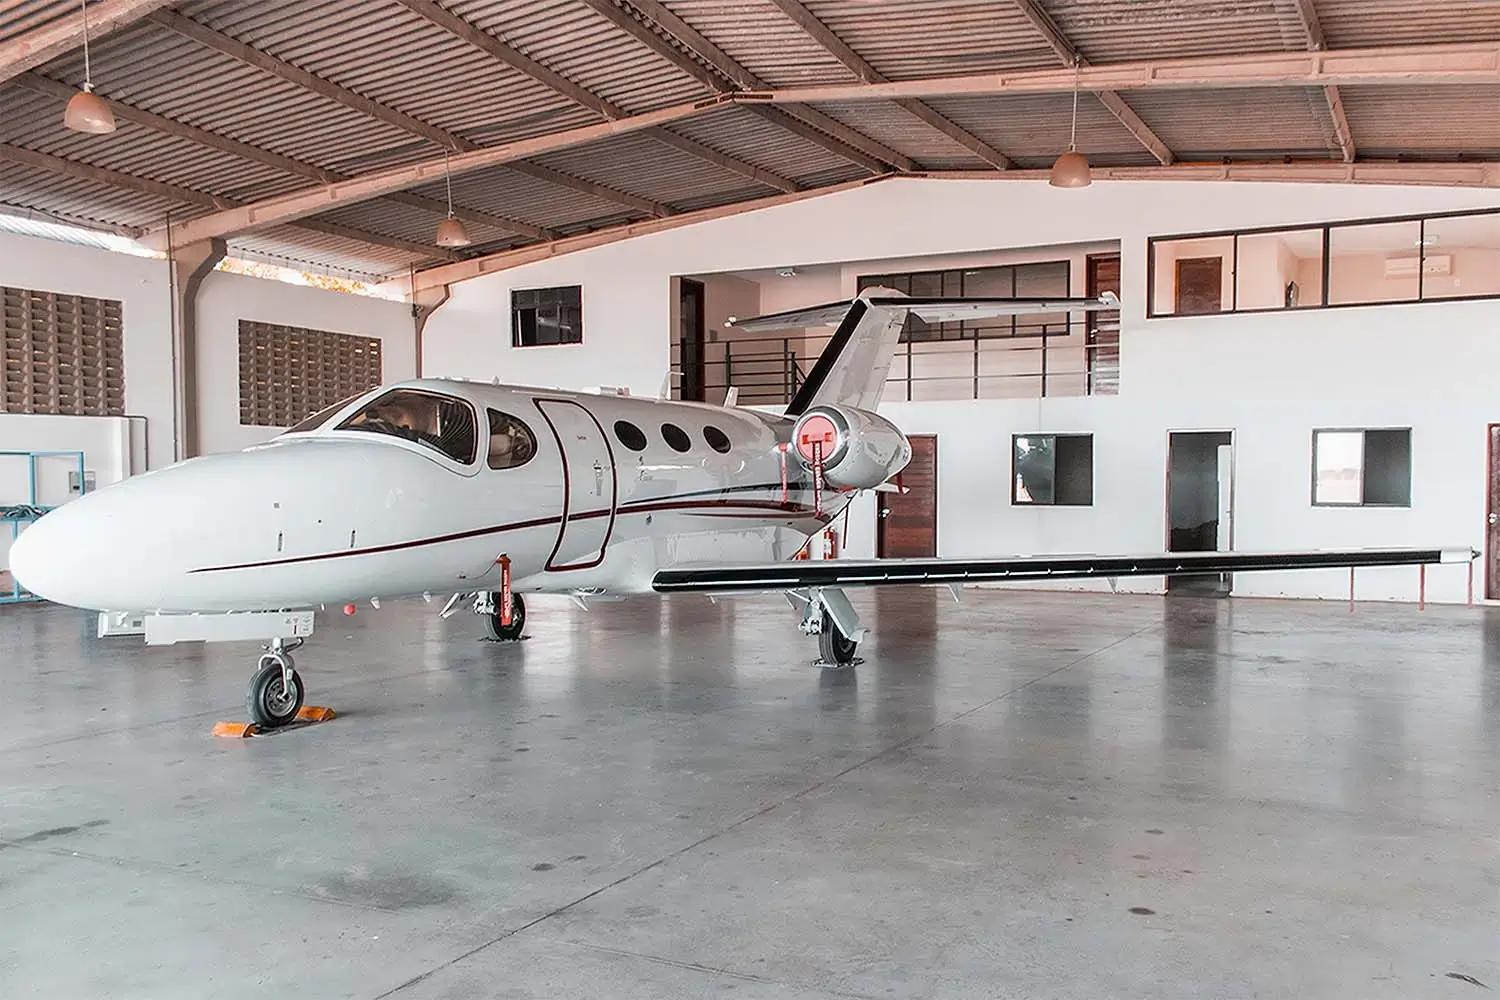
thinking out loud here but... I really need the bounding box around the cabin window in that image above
[337,389,477,464]
[486,409,537,470]
[661,423,692,453]
[614,420,647,451]
[703,425,731,453]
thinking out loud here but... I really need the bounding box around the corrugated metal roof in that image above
[2,0,1497,279]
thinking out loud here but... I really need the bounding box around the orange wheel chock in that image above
[296,705,337,722]
[212,721,258,739]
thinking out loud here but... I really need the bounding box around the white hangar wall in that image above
[0,230,414,491]
[425,178,1500,604]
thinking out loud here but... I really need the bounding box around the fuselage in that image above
[10,379,845,613]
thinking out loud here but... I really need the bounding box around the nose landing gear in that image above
[247,637,305,728]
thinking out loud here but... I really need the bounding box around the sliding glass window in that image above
[1148,207,1500,317]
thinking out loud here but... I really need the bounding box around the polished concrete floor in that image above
[2,589,1497,999]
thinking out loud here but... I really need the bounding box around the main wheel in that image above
[247,657,304,728]
[484,592,526,641]
[817,616,859,669]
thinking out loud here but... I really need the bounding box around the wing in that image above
[652,546,1474,594]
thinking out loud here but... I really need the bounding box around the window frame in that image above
[510,285,583,348]
[1311,427,1413,509]
[703,425,732,454]
[1011,433,1094,507]
[334,387,480,466]
[613,419,648,452]
[858,259,1072,343]
[1146,206,1500,319]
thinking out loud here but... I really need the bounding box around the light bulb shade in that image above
[1048,149,1091,189]
[435,216,472,248]
[64,89,116,134]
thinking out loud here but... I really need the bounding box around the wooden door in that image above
[1086,253,1121,394]
[877,435,937,558]
[1175,257,1223,315]
[1489,424,1500,599]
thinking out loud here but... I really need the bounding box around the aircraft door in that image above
[535,399,617,571]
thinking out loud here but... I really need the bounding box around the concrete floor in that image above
[1,589,1497,999]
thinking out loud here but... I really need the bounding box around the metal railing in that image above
[672,319,1120,406]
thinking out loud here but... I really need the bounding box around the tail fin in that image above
[729,289,1120,414]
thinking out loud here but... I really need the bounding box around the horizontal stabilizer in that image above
[652,546,1475,595]
[728,292,1118,333]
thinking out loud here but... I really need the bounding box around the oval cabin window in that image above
[661,423,692,453]
[614,420,647,451]
[703,425,731,453]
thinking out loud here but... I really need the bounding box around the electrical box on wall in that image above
[69,470,95,495]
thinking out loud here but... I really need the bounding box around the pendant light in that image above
[63,0,117,134]
[1049,60,1090,189]
[434,150,472,248]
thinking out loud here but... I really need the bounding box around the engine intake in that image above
[791,405,911,491]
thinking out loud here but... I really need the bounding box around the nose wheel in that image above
[247,640,304,728]
[817,616,861,669]
[482,592,526,641]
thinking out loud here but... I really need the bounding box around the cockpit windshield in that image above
[283,393,363,435]
[335,389,478,464]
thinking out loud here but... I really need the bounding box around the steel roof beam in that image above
[618,0,915,173]
[12,72,554,240]
[1289,0,1356,162]
[0,142,467,261]
[150,9,670,221]
[766,0,1011,169]
[750,41,1500,103]
[1007,0,1173,166]
[0,0,175,83]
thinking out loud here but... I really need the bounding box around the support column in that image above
[168,237,226,460]
[410,283,451,379]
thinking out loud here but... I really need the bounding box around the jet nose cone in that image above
[9,508,63,604]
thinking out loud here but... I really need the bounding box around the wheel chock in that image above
[210,707,335,738]
[212,721,259,739]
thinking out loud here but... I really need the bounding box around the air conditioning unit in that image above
[1384,253,1451,278]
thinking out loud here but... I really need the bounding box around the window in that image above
[614,420,647,451]
[239,320,382,427]
[512,286,582,347]
[661,423,691,453]
[1013,434,1093,506]
[2,284,123,416]
[486,409,536,470]
[703,425,731,453]
[1149,207,1500,317]
[337,389,477,464]
[1313,428,1411,507]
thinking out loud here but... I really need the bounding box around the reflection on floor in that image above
[1,589,1497,999]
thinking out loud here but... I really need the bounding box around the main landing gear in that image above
[247,637,305,728]
[795,587,864,669]
[478,591,526,641]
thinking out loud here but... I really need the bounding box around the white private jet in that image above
[9,288,1472,728]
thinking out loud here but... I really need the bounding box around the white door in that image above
[1215,443,1234,550]
[536,399,616,571]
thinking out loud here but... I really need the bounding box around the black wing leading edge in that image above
[651,547,1475,595]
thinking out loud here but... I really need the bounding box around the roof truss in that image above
[0,0,175,84]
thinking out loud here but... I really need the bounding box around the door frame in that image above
[1164,428,1236,593]
[534,397,618,572]
[1488,422,1499,601]
[877,434,938,558]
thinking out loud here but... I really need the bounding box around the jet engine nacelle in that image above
[790,404,912,490]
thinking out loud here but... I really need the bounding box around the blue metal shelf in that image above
[2,450,87,604]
